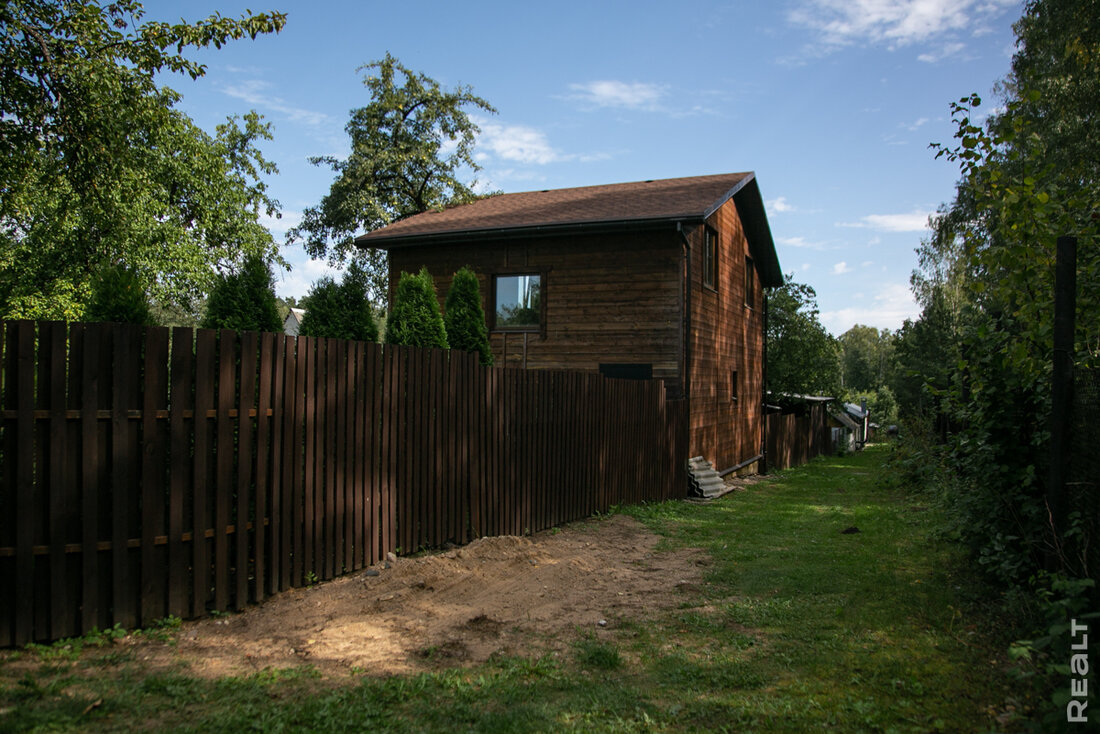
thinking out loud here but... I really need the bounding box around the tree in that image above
[765,275,840,396]
[838,324,894,393]
[83,262,154,325]
[298,258,379,342]
[444,267,493,365]
[289,53,496,303]
[201,253,282,333]
[894,0,1099,589]
[0,1,287,320]
[384,268,447,349]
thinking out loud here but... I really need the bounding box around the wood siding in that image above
[388,230,683,384]
[687,200,766,473]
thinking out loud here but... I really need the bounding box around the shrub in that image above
[298,259,378,342]
[201,253,282,333]
[384,268,448,349]
[443,266,492,365]
[83,263,154,325]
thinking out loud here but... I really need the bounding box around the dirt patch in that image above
[131,514,708,678]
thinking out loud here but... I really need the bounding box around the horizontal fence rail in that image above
[0,320,689,646]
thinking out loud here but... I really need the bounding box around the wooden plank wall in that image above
[0,320,688,646]
[765,403,832,471]
[688,200,767,472]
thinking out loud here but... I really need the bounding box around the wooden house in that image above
[356,172,782,476]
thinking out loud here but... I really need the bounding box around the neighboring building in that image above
[356,173,782,475]
[841,401,871,449]
[284,307,307,336]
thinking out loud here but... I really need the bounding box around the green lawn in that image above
[1,444,1030,733]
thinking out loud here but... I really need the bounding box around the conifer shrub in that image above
[83,263,155,325]
[384,268,448,349]
[298,259,378,342]
[201,253,282,333]
[443,266,492,365]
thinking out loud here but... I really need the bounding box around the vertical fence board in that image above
[288,336,304,589]
[213,331,235,612]
[44,323,73,639]
[141,327,169,626]
[235,332,256,610]
[14,322,35,644]
[168,328,192,618]
[110,325,139,630]
[255,332,274,602]
[192,329,216,617]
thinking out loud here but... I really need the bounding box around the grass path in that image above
[1,445,1025,732]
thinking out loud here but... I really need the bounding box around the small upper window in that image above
[744,255,755,307]
[703,228,718,290]
[494,274,541,330]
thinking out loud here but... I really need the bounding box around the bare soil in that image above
[129,514,709,678]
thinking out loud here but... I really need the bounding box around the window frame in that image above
[702,226,718,291]
[490,271,544,334]
[744,255,755,308]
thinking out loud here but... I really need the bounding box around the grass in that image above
[0,445,1031,732]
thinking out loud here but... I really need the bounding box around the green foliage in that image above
[766,274,840,396]
[384,268,448,349]
[443,266,492,365]
[289,53,497,304]
[82,263,154,325]
[201,254,282,333]
[0,1,287,320]
[298,259,379,342]
[838,324,894,393]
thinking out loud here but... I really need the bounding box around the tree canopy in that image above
[288,53,496,303]
[896,0,1098,589]
[765,276,840,396]
[0,0,287,320]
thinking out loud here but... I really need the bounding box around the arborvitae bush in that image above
[201,253,282,333]
[443,266,492,365]
[384,267,448,349]
[83,263,155,325]
[299,259,378,342]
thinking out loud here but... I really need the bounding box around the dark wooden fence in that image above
[766,402,832,471]
[0,320,688,646]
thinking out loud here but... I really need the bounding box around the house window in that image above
[493,274,541,330]
[744,255,755,307]
[703,228,718,290]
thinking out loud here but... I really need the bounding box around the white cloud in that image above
[788,0,1017,54]
[777,235,829,251]
[903,117,930,131]
[767,196,795,215]
[567,80,668,110]
[821,282,920,334]
[476,121,562,165]
[833,261,852,275]
[917,41,967,62]
[839,209,933,232]
[222,79,332,127]
[259,209,302,242]
[273,245,343,301]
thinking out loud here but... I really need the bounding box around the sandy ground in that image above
[126,513,710,678]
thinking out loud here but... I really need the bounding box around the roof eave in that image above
[355,215,696,250]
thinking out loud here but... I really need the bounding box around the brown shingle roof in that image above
[354,171,783,287]
[356,172,754,244]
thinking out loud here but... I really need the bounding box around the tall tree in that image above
[766,275,840,396]
[0,0,286,320]
[288,53,496,303]
[838,324,894,393]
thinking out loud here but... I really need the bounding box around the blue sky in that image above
[143,0,1024,335]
